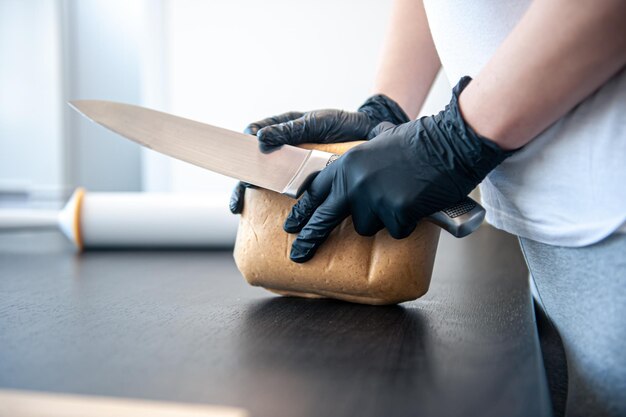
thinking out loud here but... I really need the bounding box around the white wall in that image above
[0,0,150,198]
[0,0,63,198]
[144,0,450,201]
[63,0,145,192]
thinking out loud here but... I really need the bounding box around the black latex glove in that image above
[248,94,410,147]
[229,94,410,214]
[229,181,249,214]
[284,77,514,263]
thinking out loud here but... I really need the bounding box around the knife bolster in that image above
[282,149,336,199]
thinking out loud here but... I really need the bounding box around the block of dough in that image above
[233,141,441,305]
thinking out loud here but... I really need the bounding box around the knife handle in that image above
[425,197,485,238]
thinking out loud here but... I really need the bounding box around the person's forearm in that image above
[374,0,441,119]
[460,0,626,151]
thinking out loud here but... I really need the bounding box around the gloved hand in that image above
[229,94,410,214]
[284,76,514,263]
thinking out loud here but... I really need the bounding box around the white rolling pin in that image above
[0,188,238,250]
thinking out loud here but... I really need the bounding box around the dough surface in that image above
[233,141,440,305]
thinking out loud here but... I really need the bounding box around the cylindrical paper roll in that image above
[0,189,238,249]
[79,192,237,248]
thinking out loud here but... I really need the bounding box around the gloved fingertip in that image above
[259,142,281,154]
[244,125,258,135]
[283,217,297,233]
[229,199,242,214]
[289,243,314,263]
[256,129,282,149]
[283,216,299,233]
[229,182,245,214]
[256,127,273,142]
[257,125,293,147]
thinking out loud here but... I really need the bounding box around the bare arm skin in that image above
[373,0,441,119]
[460,0,626,151]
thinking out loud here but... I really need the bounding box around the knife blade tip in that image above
[67,100,85,113]
[67,100,103,122]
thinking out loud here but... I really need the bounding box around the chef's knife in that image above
[69,101,485,238]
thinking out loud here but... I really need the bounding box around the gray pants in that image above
[519,233,626,417]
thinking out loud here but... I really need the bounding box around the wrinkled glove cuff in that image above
[358,94,411,127]
[413,75,515,199]
[446,76,515,181]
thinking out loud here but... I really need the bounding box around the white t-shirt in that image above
[423,0,626,246]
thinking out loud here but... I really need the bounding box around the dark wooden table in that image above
[0,225,551,417]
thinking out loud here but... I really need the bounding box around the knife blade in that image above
[69,100,485,237]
